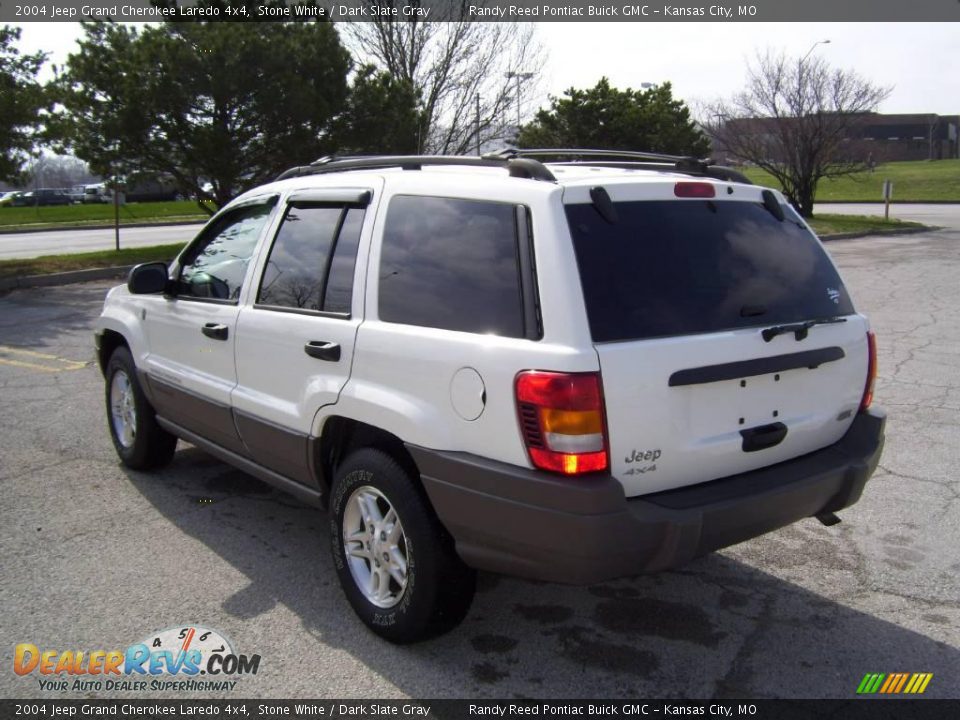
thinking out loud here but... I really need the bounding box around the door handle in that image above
[304,341,341,362]
[201,323,229,341]
[740,422,788,452]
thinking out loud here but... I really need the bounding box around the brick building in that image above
[711,112,959,163]
[861,113,959,161]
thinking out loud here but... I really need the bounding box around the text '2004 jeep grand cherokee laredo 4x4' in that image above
[95,149,884,643]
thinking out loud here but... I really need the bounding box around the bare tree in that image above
[705,50,891,217]
[26,154,96,188]
[341,3,545,154]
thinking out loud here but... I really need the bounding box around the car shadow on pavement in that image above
[123,448,960,700]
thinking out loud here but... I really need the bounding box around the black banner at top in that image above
[2,0,960,23]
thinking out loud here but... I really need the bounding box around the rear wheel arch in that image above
[316,417,420,496]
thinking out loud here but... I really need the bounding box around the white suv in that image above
[95,150,885,643]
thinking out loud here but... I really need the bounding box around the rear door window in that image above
[565,199,856,342]
[378,195,526,338]
[257,204,365,315]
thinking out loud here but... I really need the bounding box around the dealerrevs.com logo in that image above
[13,625,261,693]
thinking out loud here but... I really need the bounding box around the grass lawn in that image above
[741,159,960,202]
[0,200,208,230]
[0,243,184,281]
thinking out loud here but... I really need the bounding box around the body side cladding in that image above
[155,416,324,507]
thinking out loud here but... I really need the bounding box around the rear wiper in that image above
[762,317,847,342]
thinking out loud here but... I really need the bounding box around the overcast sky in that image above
[14,21,960,117]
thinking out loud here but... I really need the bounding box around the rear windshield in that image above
[565,199,856,343]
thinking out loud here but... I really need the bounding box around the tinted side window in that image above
[257,205,365,314]
[258,206,343,311]
[379,196,524,338]
[178,203,274,301]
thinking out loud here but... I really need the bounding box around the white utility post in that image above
[505,71,535,134]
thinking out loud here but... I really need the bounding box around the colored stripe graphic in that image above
[893,673,909,693]
[856,672,933,694]
[857,673,885,694]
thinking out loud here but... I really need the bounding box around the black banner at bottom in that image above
[1,700,958,720]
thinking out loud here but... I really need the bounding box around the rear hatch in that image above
[563,180,870,497]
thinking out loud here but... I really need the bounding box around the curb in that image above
[0,265,131,292]
[0,218,205,236]
[819,226,933,241]
[817,200,960,205]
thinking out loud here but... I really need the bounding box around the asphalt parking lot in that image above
[1,225,958,700]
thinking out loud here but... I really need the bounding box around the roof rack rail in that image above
[275,154,557,183]
[486,147,700,164]
[486,147,753,185]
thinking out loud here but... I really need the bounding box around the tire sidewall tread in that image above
[330,448,474,643]
[105,346,176,470]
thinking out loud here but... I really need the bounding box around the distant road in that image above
[0,223,204,260]
[815,203,960,231]
[0,203,956,261]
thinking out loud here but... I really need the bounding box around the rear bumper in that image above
[411,408,885,584]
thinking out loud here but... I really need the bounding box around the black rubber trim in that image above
[515,205,543,341]
[669,346,845,387]
[287,188,372,206]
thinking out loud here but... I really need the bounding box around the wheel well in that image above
[316,417,420,495]
[97,330,129,375]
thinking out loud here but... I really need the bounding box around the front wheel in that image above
[330,448,476,643]
[105,346,177,470]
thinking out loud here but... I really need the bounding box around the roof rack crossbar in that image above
[275,155,557,183]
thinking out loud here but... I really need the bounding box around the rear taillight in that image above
[674,181,716,198]
[515,371,609,475]
[860,331,877,412]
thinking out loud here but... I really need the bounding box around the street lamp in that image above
[505,70,535,131]
[801,39,830,64]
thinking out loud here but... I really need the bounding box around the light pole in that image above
[505,70,535,133]
[798,39,830,103]
[801,39,830,64]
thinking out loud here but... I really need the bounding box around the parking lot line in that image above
[0,345,87,373]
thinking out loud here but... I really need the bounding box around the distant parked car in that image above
[82,183,124,204]
[67,185,86,204]
[82,184,110,203]
[5,191,30,207]
[0,191,24,207]
[15,188,72,206]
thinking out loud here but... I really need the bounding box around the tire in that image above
[105,346,177,470]
[330,448,476,643]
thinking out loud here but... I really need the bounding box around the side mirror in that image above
[127,262,169,295]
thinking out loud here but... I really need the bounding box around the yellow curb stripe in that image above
[917,674,933,694]
[0,358,62,373]
[0,345,87,372]
[0,344,65,360]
